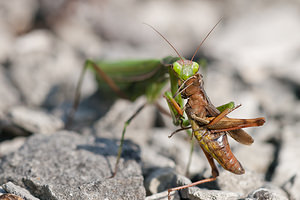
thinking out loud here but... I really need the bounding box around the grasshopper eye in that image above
[173,61,182,76]
[192,62,199,74]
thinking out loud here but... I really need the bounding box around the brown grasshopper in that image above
[166,72,265,199]
[144,20,265,199]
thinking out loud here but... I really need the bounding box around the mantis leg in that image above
[66,60,128,128]
[154,102,172,118]
[185,129,194,177]
[112,100,184,177]
[164,92,196,177]
[65,63,88,128]
[111,102,147,178]
[167,145,218,200]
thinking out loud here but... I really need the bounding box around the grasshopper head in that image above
[173,60,199,80]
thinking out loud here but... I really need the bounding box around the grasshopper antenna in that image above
[143,23,184,63]
[190,18,222,61]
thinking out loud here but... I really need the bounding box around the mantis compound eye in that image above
[192,62,199,74]
[173,61,182,77]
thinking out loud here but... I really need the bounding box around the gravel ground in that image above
[0,0,299,199]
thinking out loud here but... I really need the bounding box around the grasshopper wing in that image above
[228,129,254,145]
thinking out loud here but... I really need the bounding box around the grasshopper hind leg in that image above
[167,146,218,200]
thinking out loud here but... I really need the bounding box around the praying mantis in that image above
[67,21,220,176]
[67,20,265,199]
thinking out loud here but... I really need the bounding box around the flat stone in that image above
[0,187,5,194]
[234,141,274,175]
[145,190,180,200]
[0,137,26,156]
[186,188,240,200]
[273,123,300,186]
[9,30,94,107]
[247,184,288,200]
[217,170,264,196]
[145,168,188,195]
[209,4,300,72]
[0,0,38,34]
[0,67,20,111]
[94,98,155,139]
[281,172,300,200]
[7,106,63,134]
[0,131,145,200]
[2,182,38,200]
[0,24,14,62]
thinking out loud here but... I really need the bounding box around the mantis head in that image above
[173,60,199,80]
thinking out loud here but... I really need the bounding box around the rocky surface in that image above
[1,182,38,200]
[0,0,299,200]
[0,131,144,200]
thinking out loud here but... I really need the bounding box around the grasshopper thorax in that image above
[173,60,199,81]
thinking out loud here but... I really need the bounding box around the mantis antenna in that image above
[143,23,184,63]
[191,18,222,61]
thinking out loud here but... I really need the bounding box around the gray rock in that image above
[2,182,39,200]
[7,106,63,134]
[49,0,221,59]
[217,170,264,196]
[186,188,240,200]
[94,98,156,139]
[0,137,25,156]
[167,173,193,200]
[145,168,240,200]
[281,172,300,200]
[253,78,296,117]
[145,190,180,200]
[1,1,300,200]
[234,141,274,175]
[142,145,176,175]
[205,63,264,121]
[0,66,20,111]
[0,131,145,200]
[54,19,103,59]
[9,30,95,107]
[273,65,300,86]
[282,172,300,199]
[93,101,189,175]
[143,128,207,177]
[0,24,14,63]
[0,187,5,194]
[247,187,288,200]
[145,168,189,195]
[273,123,300,186]
[0,0,38,34]
[209,3,300,72]
[146,187,240,200]
[252,119,281,143]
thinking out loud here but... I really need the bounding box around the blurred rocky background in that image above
[0,0,299,199]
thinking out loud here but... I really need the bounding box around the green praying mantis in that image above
[67,21,222,175]
[67,20,265,198]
